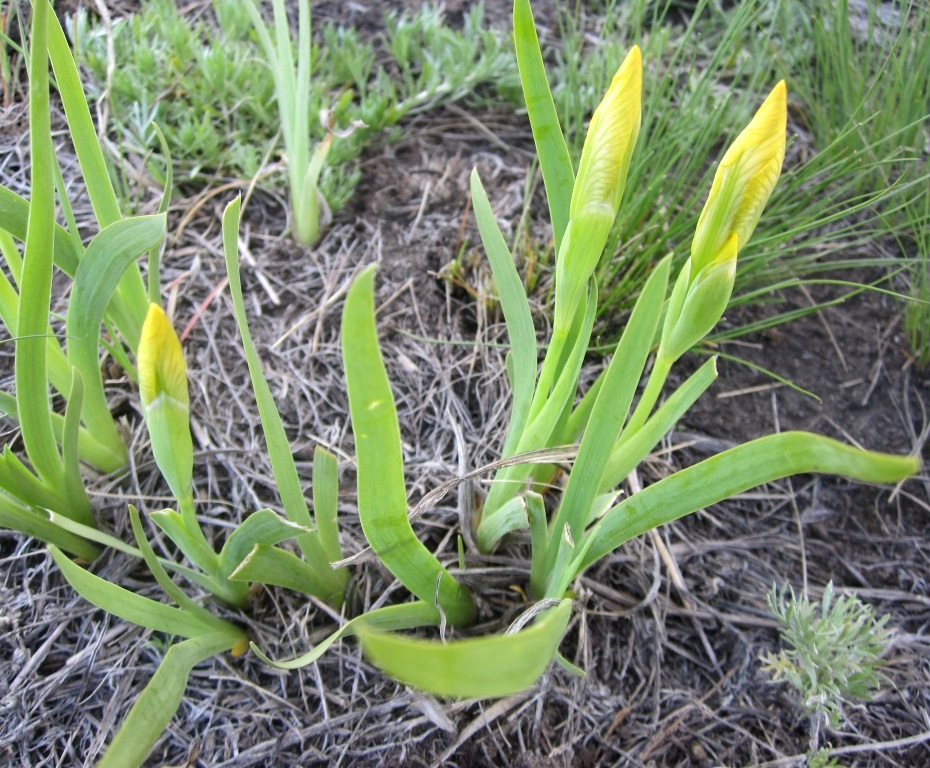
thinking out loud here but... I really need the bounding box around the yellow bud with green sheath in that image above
[691,80,787,273]
[138,303,194,505]
[554,45,642,335]
[660,81,787,363]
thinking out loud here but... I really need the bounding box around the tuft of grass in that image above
[902,191,930,367]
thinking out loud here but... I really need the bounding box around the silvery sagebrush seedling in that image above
[0,0,166,555]
[262,0,919,697]
[763,581,892,757]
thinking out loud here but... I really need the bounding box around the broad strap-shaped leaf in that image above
[599,357,718,492]
[0,186,80,275]
[470,169,537,458]
[581,432,920,570]
[46,0,148,341]
[312,447,344,563]
[0,391,118,473]
[478,282,597,552]
[66,214,166,472]
[17,0,60,488]
[60,367,91,521]
[228,543,346,605]
[222,199,347,602]
[96,632,243,768]
[513,0,574,252]
[342,265,476,626]
[359,599,573,698]
[222,207,305,512]
[0,235,73,399]
[0,447,82,521]
[252,601,441,670]
[49,546,229,638]
[217,509,312,579]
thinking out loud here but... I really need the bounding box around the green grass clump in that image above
[71,0,517,214]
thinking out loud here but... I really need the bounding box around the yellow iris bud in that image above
[659,82,787,363]
[555,46,642,334]
[138,303,193,504]
[138,303,190,410]
[691,80,787,272]
[570,45,643,225]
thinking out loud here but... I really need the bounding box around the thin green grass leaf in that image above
[471,169,537,456]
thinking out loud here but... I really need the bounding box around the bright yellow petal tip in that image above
[138,303,189,410]
[692,80,787,271]
[570,45,643,221]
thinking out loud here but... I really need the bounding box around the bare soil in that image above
[1,2,928,767]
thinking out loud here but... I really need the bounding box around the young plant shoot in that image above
[241,0,331,245]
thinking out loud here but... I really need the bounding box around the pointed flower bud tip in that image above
[692,80,787,272]
[570,45,643,222]
[138,303,190,410]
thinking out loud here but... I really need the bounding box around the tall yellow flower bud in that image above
[138,303,193,504]
[570,45,643,225]
[555,46,642,335]
[691,80,787,272]
[660,82,787,365]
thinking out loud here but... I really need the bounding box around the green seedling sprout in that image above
[242,0,331,246]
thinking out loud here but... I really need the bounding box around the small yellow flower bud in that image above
[691,80,787,272]
[570,45,643,224]
[138,303,190,411]
[138,303,193,504]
